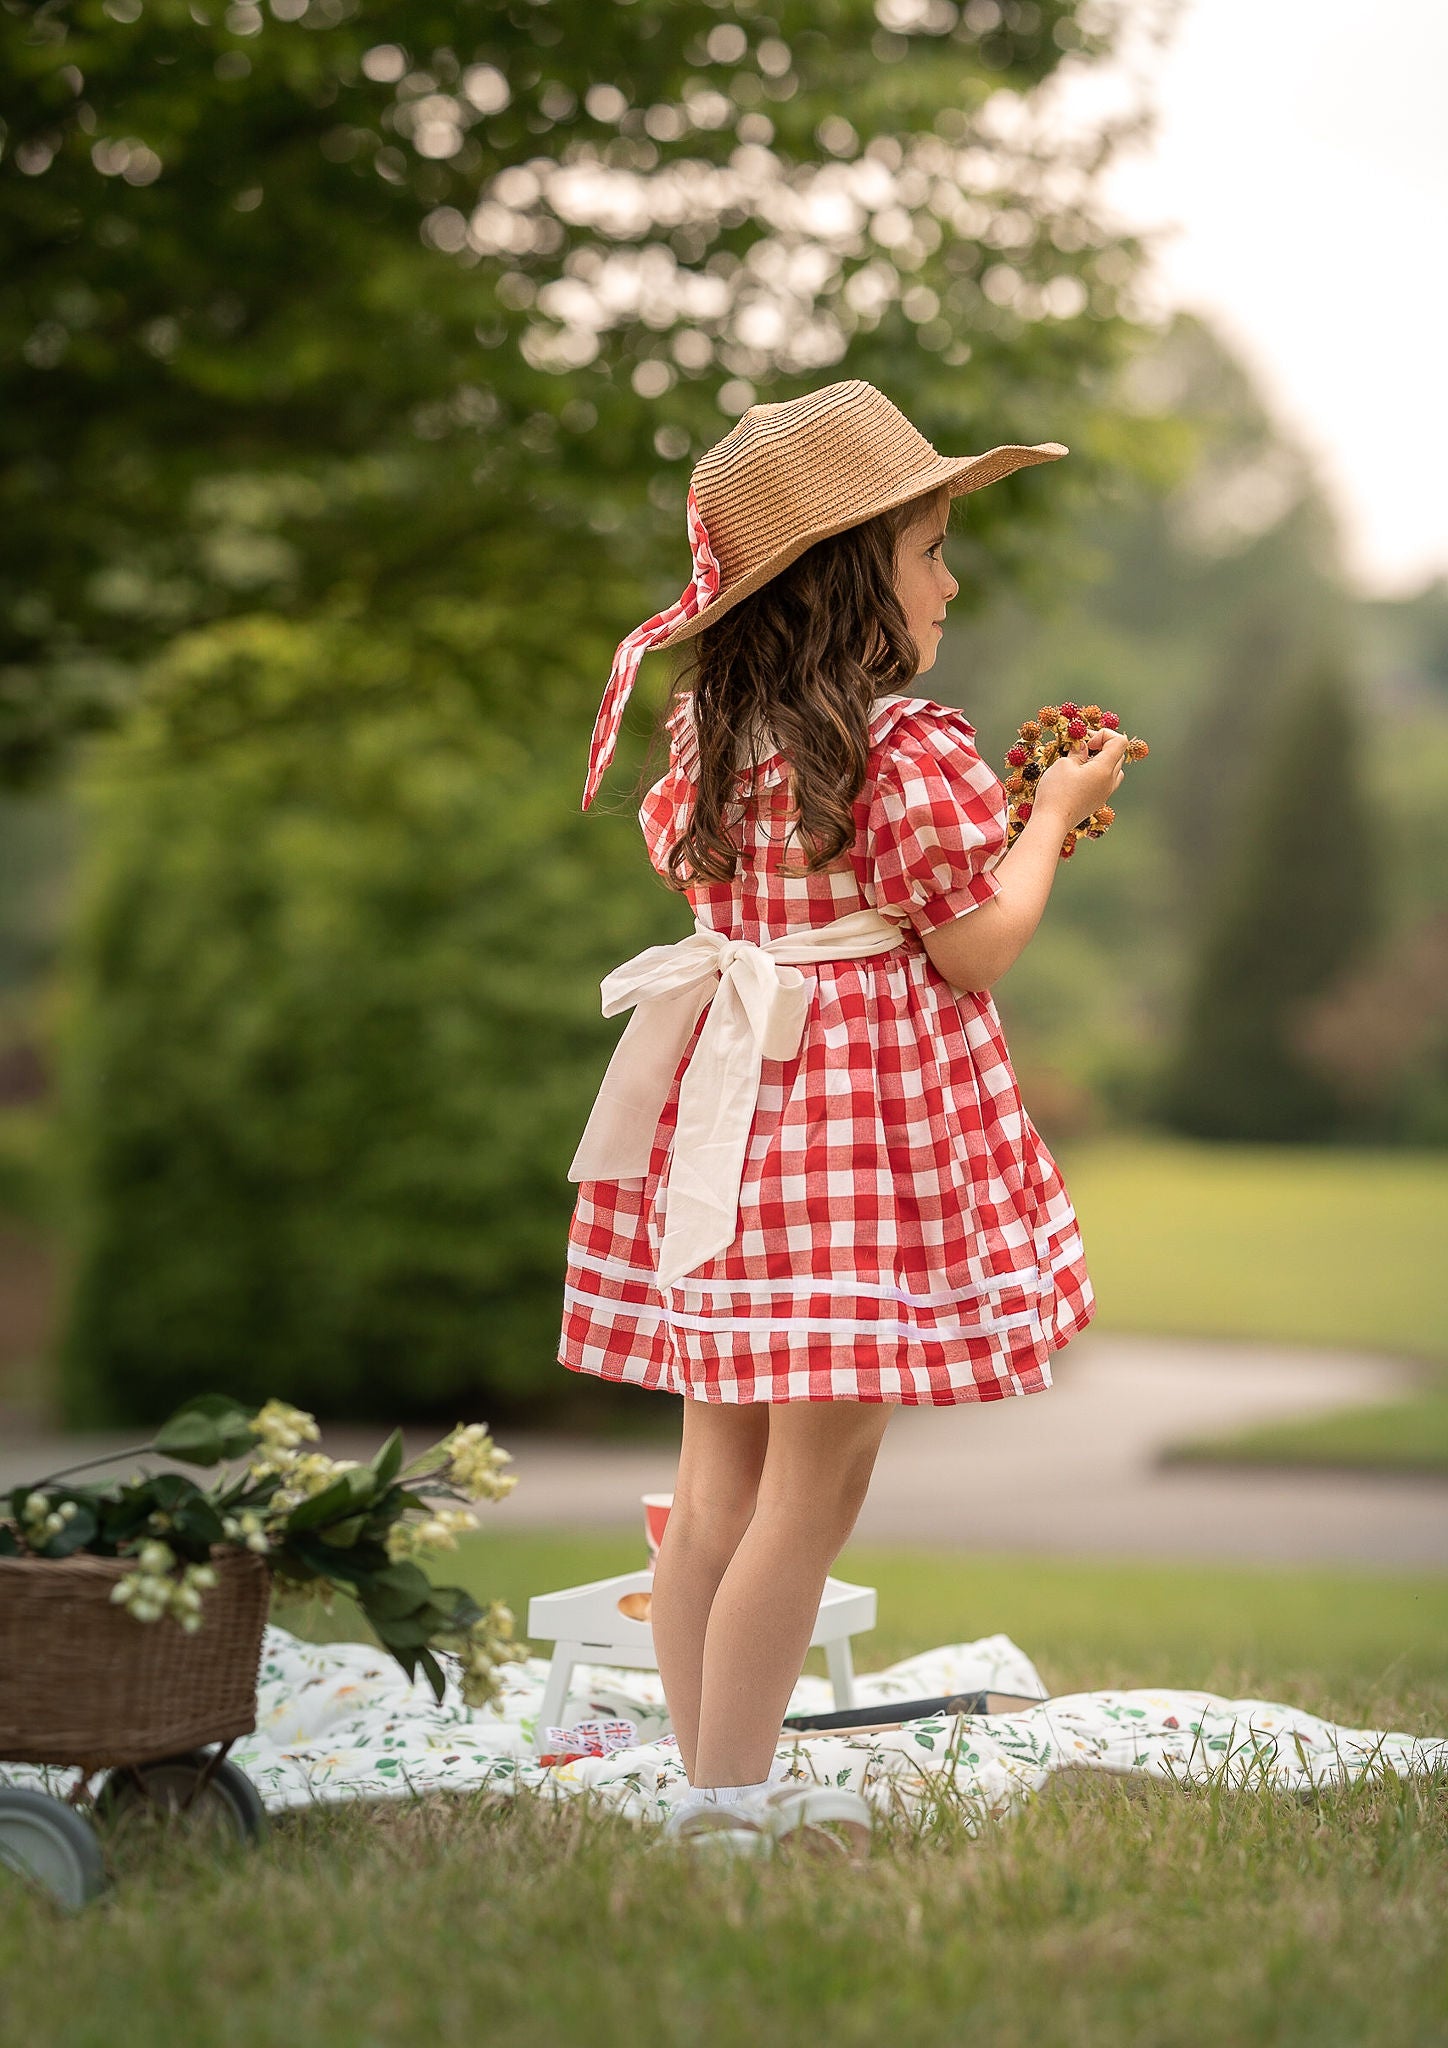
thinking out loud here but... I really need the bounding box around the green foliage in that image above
[151,1390,261,1465]
[949,315,1360,1128]
[2,0,1148,783]
[56,614,683,1428]
[1159,661,1383,1140]
[3,1390,520,1702]
[0,1106,52,1226]
[24,0,1167,1425]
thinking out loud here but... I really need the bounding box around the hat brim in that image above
[653,441,1067,653]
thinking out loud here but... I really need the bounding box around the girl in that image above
[560,379,1128,1853]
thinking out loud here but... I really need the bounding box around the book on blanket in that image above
[781,1690,1047,1735]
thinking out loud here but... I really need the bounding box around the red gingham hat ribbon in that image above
[581,482,721,811]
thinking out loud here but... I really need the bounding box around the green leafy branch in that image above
[0,1394,524,1708]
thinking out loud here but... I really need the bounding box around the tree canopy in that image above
[5,0,1191,1425]
[3,0,1153,783]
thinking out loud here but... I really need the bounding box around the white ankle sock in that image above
[678,1755,789,1811]
[702,1776,774,1808]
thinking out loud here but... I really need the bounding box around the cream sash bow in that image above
[568,908,909,1289]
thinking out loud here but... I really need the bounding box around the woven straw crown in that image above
[579,376,1066,808]
[658,377,1067,650]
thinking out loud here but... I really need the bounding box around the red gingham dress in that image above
[559,692,1095,1404]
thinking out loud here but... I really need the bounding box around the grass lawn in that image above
[1056,1135,1448,1366]
[1163,1385,1448,1480]
[2,1532,1445,2048]
[1057,1136,1448,1475]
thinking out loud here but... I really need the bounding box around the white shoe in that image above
[753,1780,874,1859]
[656,1795,777,1858]
[656,1780,873,1861]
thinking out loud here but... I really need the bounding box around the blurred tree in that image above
[57,611,689,1428]
[2,0,1159,785]
[12,0,1174,1423]
[1157,659,1384,1143]
[943,315,1356,1119]
[1291,912,1448,1147]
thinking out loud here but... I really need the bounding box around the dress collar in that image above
[665,692,974,790]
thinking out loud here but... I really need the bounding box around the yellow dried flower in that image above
[385,1505,479,1563]
[251,1399,320,1453]
[442,1423,518,1503]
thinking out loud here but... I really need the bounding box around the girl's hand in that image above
[1034,729,1130,823]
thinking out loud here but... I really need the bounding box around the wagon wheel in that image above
[0,1788,109,1914]
[94,1749,267,1847]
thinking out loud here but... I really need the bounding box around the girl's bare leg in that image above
[691,1401,892,1788]
[648,1395,771,1784]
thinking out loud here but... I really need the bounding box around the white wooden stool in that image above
[526,1570,877,1755]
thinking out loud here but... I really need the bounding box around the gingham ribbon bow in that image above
[542,1717,638,1757]
[568,909,909,1288]
[581,483,721,811]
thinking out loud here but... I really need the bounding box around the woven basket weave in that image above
[0,1546,271,1771]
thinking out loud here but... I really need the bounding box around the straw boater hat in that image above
[582,377,1066,808]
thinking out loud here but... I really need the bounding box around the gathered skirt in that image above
[558,948,1094,1404]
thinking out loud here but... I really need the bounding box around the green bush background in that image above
[2,1,1444,1429]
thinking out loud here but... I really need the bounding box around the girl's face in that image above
[893,494,959,674]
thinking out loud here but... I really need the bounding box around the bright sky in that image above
[1089,0,1448,596]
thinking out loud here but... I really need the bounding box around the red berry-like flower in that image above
[1017,801,1033,821]
[1059,701,1079,718]
[1100,709,1120,729]
[1006,744,1028,766]
[1067,718,1087,740]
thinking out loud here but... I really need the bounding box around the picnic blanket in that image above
[7,1625,1445,1829]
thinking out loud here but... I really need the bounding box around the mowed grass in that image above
[1164,1386,1448,1479]
[3,1531,1446,2048]
[1055,1136,1448,1366]
[1058,1137,1448,1475]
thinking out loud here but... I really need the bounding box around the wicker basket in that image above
[0,1546,271,1771]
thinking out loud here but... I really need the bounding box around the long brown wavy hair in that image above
[662,484,948,889]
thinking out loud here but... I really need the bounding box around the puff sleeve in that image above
[867,709,1009,933]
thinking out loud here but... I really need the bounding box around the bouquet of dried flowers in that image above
[0,1395,526,1709]
[1003,702,1150,859]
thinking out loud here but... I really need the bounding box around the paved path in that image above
[3,1335,1444,1572]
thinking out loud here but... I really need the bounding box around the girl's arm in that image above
[920,733,1129,993]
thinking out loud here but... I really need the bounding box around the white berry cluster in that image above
[441,1423,517,1503]
[21,1493,80,1546]
[220,1508,273,1555]
[240,1399,363,1512]
[108,1540,219,1631]
[437,1599,526,1711]
[384,1503,479,1563]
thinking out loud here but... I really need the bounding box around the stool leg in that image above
[824,1635,856,1711]
[534,1648,576,1751]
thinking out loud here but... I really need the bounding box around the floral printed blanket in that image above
[7,1625,1445,1831]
